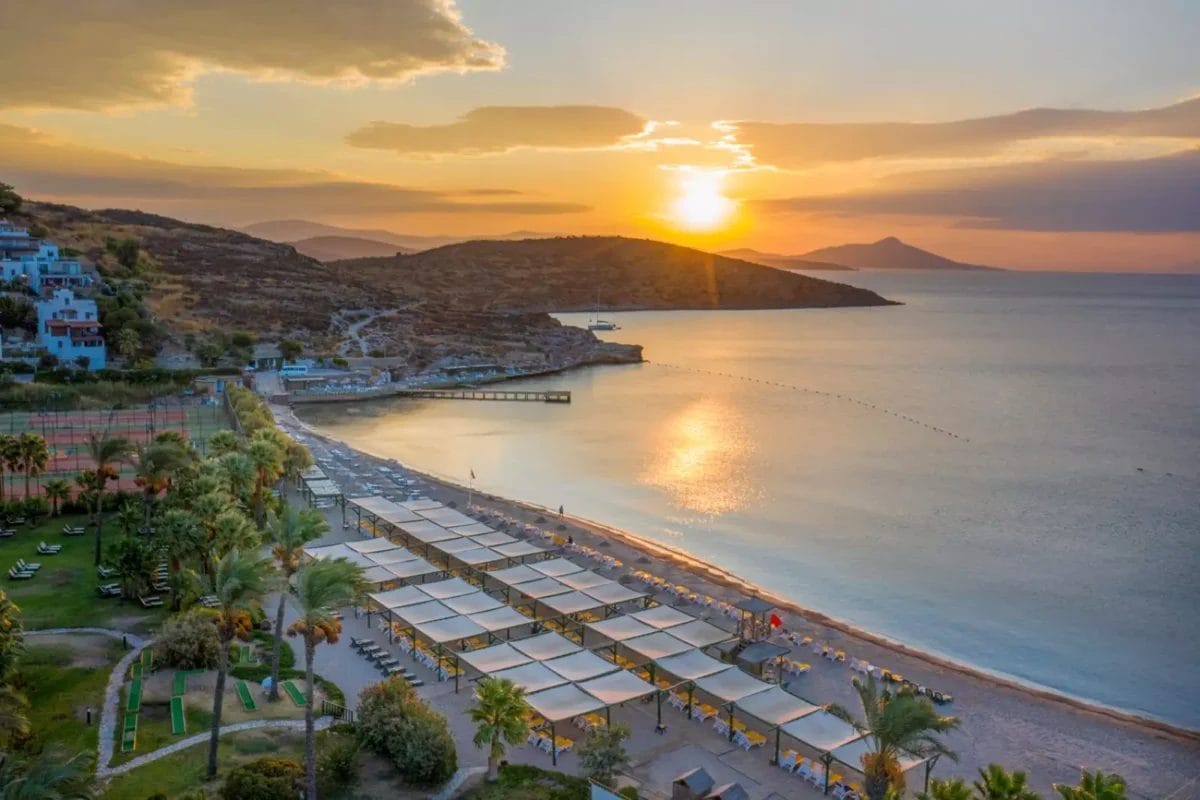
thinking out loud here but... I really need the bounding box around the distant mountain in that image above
[799,237,1003,271]
[290,235,413,262]
[331,236,895,312]
[720,248,854,271]
[242,219,555,252]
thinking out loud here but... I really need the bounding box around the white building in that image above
[0,220,92,292]
[36,288,107,369]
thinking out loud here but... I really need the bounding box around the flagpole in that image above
[467,470,474,509]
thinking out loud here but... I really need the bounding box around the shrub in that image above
[618,787,639,799]
[577,722,631,787]
[315,731,361,797]
[219,757,303,800]
[158,609,220,669]
[357,677,457,787]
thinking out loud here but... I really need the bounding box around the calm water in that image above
[300,271,1200,729]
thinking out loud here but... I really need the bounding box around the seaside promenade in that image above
[274,405,1200,799]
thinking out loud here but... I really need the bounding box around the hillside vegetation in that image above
[332,236,893,312]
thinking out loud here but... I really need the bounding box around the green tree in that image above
[921,778,975,800]
[975,764,1042,800]
[278,339,303,362]
[265,503,328,702]
[1053,770,1126,800]
[115,327,142,362]
[105,237,141,271]
[281,439,313,487]
[207,430,242,458]
[84,433,134,565]
[0,746,96,799]
[577,721,632,787]
[830,675,960,800]
[469,677,530,782]
[134,439,193,523]
[43,478,71,517]
[287,558,363,800]
[218,452,255,508]
[0,591,24,682]
[0,435,18,502]
[107,534,154,601]
[202,550,273,779]
[0,183,20,215]
[219,757,302,800]
[247,430,284,527]
[211,508,258,559]
[16,433,49,500]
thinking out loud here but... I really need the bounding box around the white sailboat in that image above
[587,295,619,331]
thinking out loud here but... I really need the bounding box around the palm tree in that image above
[265,503,328,702]
[1053,770,1126,800]
[218,452,255,507]
[202,549,273,779]
[0,746,96,799]
[974,764,1042,800]
[106,534,154,602]
[829,675,960,800]
[84,433,134,565]
[287,558,363,800]
[921,778,974,800]
[281,439,313,488]
[133,439,192,524]
[43,478,71,517]
[16,433,49,500]
[207,430,241,458]
[469,676,530,782]
[0,435,19,503]
[247,431,284,527]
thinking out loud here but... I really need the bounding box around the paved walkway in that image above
[101,717,334,777]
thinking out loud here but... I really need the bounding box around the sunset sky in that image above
[1,1,1198,271]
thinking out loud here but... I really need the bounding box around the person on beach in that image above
[558,504,564,517]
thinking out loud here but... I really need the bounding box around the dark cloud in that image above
[758,150,1200,232]
[731,98,1200,167]
[0,1,504,111]
[0,124,587,221]
[346,106,648,154]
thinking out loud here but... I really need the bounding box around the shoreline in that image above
[279,405,1199,747]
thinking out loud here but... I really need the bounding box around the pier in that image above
[399,388,571,403]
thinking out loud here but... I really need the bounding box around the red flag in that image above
[770,613,782,628]
[470,469,476,480]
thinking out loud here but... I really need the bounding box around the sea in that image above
[297,270,1200,730]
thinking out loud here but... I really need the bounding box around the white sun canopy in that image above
[557,571,612,591]
[400,499,443,512]
[511,632,581,661]
[383,557,439,581]
[418,507,479,528]
[585,616,657,643]
[458,642,531,674]
[623,631,693,662]
[693,667,771,704]
[582,582,646,606]
[369,548,421,566]
[493,541,547,560]
[442,592,505,616]
[631,605,693,630]
[415,577,476,600]
[735,686,821,727]
[664,619,734,649]
[543,650,619,682]
[830,737,925,775]
[415,615,486,644]
[654,650,730,682]
[486,564,544,587]
[434,537,482,554]
[780,711,864,753]
[455,523,497,536]
[579,670,657,705]
[346,538,401,555]
[305,479,341,498]
[348,496,422,524]
[398,520,460,544]
[529,558,585,578]
[470,606,533,633]
[395,600,458,625]
[525,684,606,723]
[452,547,506,566]
[303,466,326,480]
[369,585,432,610]
[491,662,570,693]
[469,532,517,548]
[540,591,608,617]
[512,577,572,600]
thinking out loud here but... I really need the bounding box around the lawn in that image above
[0,513,166,634]
[462,765,590,800]
[19,636,126,754]
[100,726,307,799]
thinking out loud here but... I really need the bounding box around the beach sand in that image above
[277,405,1200,799]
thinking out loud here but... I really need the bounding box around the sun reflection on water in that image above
[640,398,759,516]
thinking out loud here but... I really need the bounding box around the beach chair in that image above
[796,761,813,781]
[16,559,40,572]
[37,542,63,555]
[8,567,33,580]
[779,749,798,771]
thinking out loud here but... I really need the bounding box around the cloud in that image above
[0,0,504,111]
[757,150,1200,232]
[729,97,1200,167]
[346,106,649,155]
[0,124,587,222]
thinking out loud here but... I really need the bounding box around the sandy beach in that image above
[276,404,1200,799]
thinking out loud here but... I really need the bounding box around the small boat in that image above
[587,319,619,331]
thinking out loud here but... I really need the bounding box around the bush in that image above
[158,609,220,669]
[618,787,639,799]
[357,677,457,787]
[315,731,361,797]
[219,757,303,800]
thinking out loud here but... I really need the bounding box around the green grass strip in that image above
[126,678,142,713]
[282,680,307,707]
[235,680,256,711]
[121,713,137,753]
[140,648,153,671]
[130,663,142,681]
[172,671,186,697]
[169,696,185,735]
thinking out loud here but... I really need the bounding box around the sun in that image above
[670,171,735,231]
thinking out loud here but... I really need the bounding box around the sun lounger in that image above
[16,559,40,572]
[139,595,163,608]
[37,542,63,555]
[121,713,137,753]
[126,678,142,713]
[170,695,186,735]
[236,680,256,711]
[63,526,85,536]
[8,567,33,580]
[0,530,14,539]
[282,680,308,706]
[97,566,116,578]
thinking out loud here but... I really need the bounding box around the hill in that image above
[290,235,413,262]
[332,236,894,312]
[799,237,1004,271]
[242,219,555,252]
[719,248,855,271]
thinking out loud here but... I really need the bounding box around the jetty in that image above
[286,386,570,404]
